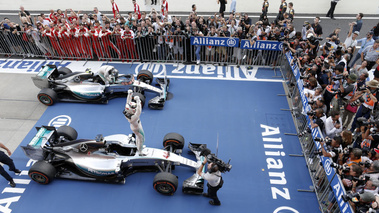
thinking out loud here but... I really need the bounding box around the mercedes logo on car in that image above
[48,115,72,127]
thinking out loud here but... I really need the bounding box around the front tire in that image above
[163,133,185,150]
[153,172,178,195]
[29,161,56,184]
[137,70,153,85]
[57,125,78,141]
[38,88,58,106]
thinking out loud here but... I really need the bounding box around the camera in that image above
[300,75,309,80]
[314,137,332,146]
[350,96,365,107]
[307,110,316,116]
[330,162,350,173]
[332,75,344,81]
[358,86,368,91]
[342,192,361,203]
[298,127,311,137]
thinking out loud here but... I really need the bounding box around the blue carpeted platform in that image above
[1,77,318,213]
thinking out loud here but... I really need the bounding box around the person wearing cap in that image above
[361,39,379,70]
[350,31,375,67]
[350,191,376,212]
[350,80,379,132]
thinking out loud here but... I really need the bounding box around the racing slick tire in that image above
[57,67,72,76]
[132,92,146,108]
[153,172,178,195]
[137,70,154,85]
[37,88,58,106]
[57,125,78,141]
[29,161,56,184]
[163,133,185,150]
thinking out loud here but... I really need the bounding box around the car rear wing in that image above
[31,65,58,89]
[21,126,57,160]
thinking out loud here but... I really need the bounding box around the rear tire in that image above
[57,125,78,141]
[29,161,56,184]
[153,172,178,195]
[163,133,185,150]
[137,70,153,85]
[38,88,58,106]
[57,67,72,76]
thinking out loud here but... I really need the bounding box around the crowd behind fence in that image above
[280,51,354,213]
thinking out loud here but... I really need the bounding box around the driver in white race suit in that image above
[123,90,145,156]
[95,65,119,84]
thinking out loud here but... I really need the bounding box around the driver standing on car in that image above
[123,90,145,156]
[197,158,223,206]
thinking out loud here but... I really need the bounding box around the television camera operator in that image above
[197,157,224,206]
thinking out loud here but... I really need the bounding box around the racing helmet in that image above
[125,103,136,115]
[108,68,119,82]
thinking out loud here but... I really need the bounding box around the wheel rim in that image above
[38,94,52,105]
[30,172,48,184]
[155,181,175,194]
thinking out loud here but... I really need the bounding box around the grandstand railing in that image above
[280,51,354,213]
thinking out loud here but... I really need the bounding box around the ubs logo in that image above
[227,38,237,47]
[48,115,72,127]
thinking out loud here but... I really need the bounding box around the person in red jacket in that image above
[110,0,119,18]
[133,0,142,20]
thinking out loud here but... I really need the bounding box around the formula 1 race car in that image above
[21,126,231,195]
[32,65,170,109]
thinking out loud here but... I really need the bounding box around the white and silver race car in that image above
[32,65,170,109]
[21,125,220,195]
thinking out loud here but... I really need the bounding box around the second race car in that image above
[32,65,170,109]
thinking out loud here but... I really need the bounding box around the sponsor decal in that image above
[190,36,239,47]
[240,40,282,51]
[48,115,72,127]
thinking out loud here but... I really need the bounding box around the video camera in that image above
[332,75,344,81]
[200,149,232,173]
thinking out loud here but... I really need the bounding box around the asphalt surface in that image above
[0,12,378,154]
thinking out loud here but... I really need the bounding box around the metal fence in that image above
[0,30,285,67]
[279,51,354,213]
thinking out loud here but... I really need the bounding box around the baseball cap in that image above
[360,191,376,203]
[348,73,357,82]
[353,31,359,35]
[368,31,374,35]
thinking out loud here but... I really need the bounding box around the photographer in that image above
[323,65,344,114]
[325,110,343,138]
[309,108,326,131]
[365,160,379,181]
[351,80,379,132]
[197,158,223,206]
[318,135,342,163]
[306,33,320,60]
